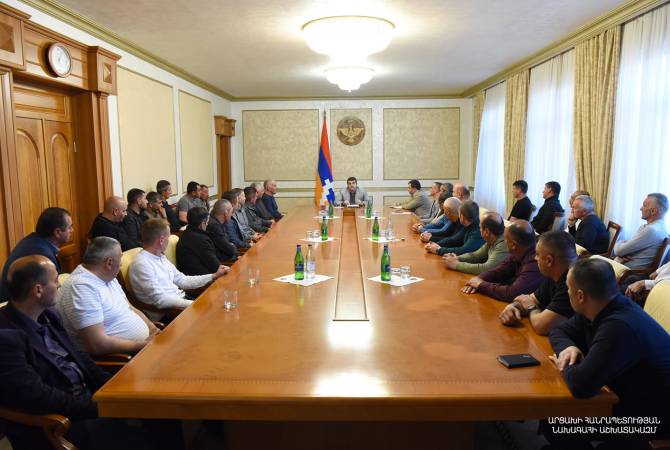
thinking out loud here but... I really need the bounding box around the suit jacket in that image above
[335,187,368,206]
[402,190,430,217]
[122,208,147,248]
[568,214,609,254]
[0,305,109,420]
[207,216,238,262]
[243,203,270,233]
[176,226,222,275]
[261,194,283,220]
[89,214,135,251]
[1,233,61,300]
[530,196,564,234]
[224,218,251,249]
[254,198,274,221]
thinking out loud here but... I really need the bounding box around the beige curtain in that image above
[573,26,621,218]
[503,70,529,216]
[472,90,485,181]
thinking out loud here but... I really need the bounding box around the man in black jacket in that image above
[252,182,275,222]
[508,179,534,221]
[122,188,148,248]
[156,180,182,232]
[176,207,231,276]
[243,186,272,233]
[0,256,181,450]
[530,181,564,234]
[89,196,135,251]
[207,199,239,263]
[568,195,609,254]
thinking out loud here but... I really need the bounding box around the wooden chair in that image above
[619,237,670,287]
[599,221,622,258]
[0,407,76,450]
[644,280,670,333]
[551,211,566,232]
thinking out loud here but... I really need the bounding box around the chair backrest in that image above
[551,212,566,232]
[649,236,670,272]
[589,255,629,282]
[165,234,179,266]
[119,247,142,285]
[644,280,670,333]
[57,273,70,286]
[603,221,622,258]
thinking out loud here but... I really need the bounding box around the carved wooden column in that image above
[215,115,236,193]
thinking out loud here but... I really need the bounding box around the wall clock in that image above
[47,43,72,78]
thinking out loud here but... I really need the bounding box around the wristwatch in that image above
[525,304,539,316]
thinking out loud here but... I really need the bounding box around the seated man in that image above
[122,188,148,249]
[177,207,231,276]
[508,179,534,222]
[57,237,158,355]
[222,191,256,245]
[461,220,544,302]
[412,191,448,232]
[453,183,471,202]
[613,192,668,269]
[443,212,509,275]
[0,256,181,450]
[243,186,272,233]
[252,182,275,222]
[499,231,577,335]
[176,181,202,225]
[440,182,454,198]
[156,180,181,232]
[425,201,484,256]
[568,195,609,254]
[234,188,262,241]
[419,197,462,243]
[335,176,369,206]
[89,196,134,251]
[145,191,167,221]
[543,258,670,449]
[401,179,430,217]
[198,184,210,210]
[565,189,590,230]
[626,259,670,297]
[530,181,564,234]
[1,207,72,300]
[261,179,283,221]
[129,219,229,320]
[207,199,239,263]
[419,181,443,224]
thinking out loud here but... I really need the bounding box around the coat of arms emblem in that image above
[336,116,365,146]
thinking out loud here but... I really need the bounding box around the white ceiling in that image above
[56,0,627,98]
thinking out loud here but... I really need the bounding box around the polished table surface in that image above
[94,206,616,421]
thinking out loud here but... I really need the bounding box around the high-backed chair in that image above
[599,221,622,258]
[619,236,670,286]
[0,407,76,450]
[165,234,179,266]
[551,212,566,232]
[644,281,670,333]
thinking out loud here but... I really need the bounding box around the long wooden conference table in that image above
[95,205,617,449]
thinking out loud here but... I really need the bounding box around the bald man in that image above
[89,196,135,251]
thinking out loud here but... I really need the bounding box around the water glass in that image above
[391,267,401,279]
[400,265,411,280]
[248,268,260,287]
[306,230,312,241]
[313,230,320,240]
[224,290,238,311]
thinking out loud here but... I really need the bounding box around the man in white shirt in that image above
[626,260,670,296]
[57,237,158,355]
[129,218,229,320]
[613,193,668,269]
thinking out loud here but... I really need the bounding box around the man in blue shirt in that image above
[0,207,72,300]
[261,179,283,221]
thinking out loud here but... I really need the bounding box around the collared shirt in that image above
[613,219,667,269]
[335,187,369,206]
[12,308,87,396]
[57,265,149,348]
[645,261,670,290]
[478,246,544,302]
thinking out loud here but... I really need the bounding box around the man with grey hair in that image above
[207,199,238,262]
[261,179,283,220]
[251,182,274,222]
[613,193,668,269]
[57,237,158,356]
[425,201,484,256]
[568,195,609,254]
[419,196,462,243]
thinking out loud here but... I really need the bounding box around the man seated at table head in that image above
[425,200,484,256]
[0,207,72,301]
[499,231,577,336]
[443,212,509,275]
[89,196,135,251]
[57,237,158,356]
[176,181,202,225]
[335,176,369,206]
[568,195,609,255]
[419,197,462,243]
[198,184,210,210]
[453,183,471,202]
[220,192,252,249]
[418,181,443,224]
[176,207,231,276]
[401,179,430,217]
[243,186,272,233]
[251,181,275,222]
[122,188,148,249]
[261,179,283,221]
[542,258,670,449]
[207,199,239,263]
[508,179,534,222]
[530,181,564,234]
[461,220,543,302]
[613,192,668,269]
[156,179,181,232]
[129,219,229,320]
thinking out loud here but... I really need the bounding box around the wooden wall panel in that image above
[13,81,70,121]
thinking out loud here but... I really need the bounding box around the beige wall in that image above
[178,91,215,187]
[117,68,177,194]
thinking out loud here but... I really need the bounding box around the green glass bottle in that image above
[365,200,372,219]
[321,215,328,241]
[381,244,391,281]
[372,216,380,241]
[294,244,304,280]
[328,201,334,218]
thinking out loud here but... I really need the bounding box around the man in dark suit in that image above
[568,195,609,254]
[89,196,135,251]
[261,179,283,220]
[176,207,231,276]
[207,199,238,263]
[0,256,182,450]
[156,180,181,232]
[252,182,275,222]
[0,207,72,300]
[122,188,148,248]
[531,181,564,234]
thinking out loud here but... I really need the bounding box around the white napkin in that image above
[274,274,333,286]
[368,275,424,286]
[300,237,336,243]
[366,237,400,244]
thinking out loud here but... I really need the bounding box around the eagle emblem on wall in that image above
[336,116,365,146]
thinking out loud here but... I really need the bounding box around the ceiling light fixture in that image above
[324,66,374,92]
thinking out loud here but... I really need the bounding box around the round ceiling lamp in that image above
[302,16,395,62]
[324,67,374,92]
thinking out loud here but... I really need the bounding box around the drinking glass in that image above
[306,231,312,241]
[400,265,411,280]
[248,268,260,287]
[391,267,401,279]
[313,230,320,240]
[224,290,238,311]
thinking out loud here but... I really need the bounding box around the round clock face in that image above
[48,44,72,78]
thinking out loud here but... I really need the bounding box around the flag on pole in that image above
[315,112,335,206]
